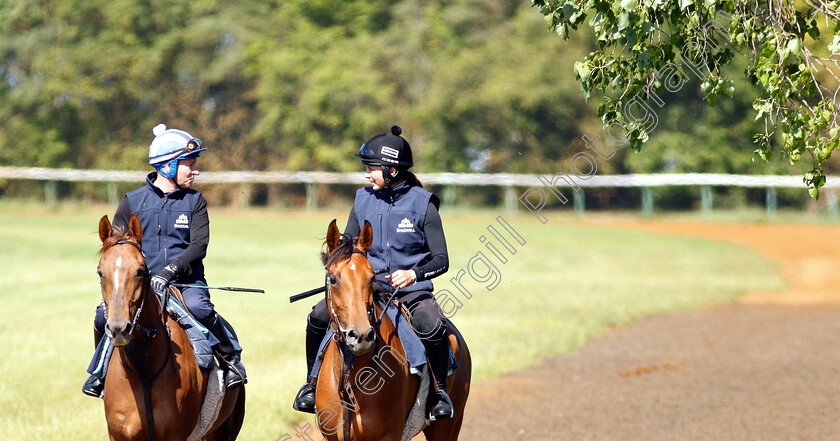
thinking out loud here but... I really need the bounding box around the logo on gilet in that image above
[396,218,415,233]
[174,214,189,229]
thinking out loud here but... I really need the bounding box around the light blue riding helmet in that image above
[148,124,207,180]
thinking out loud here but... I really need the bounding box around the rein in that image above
[111,239,172,441]
[374,287,400,331]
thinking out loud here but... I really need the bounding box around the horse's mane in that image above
[321,233,356,267]
[99,223,139,254]
[321,233,387,303]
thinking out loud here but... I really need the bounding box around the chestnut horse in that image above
[315,219,471,441]
[97,214,245,441]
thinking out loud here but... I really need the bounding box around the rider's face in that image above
[175,158,200,189]
[364,165,395,191]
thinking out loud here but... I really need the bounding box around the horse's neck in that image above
[122,287,169,373]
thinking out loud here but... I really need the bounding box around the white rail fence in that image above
[1,166,836,216]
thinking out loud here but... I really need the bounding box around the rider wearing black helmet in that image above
[293,125,455,421]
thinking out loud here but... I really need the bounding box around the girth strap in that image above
[142,380,157,441]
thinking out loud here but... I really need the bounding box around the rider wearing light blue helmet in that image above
[83,124,247,398]
[148,124,207,182]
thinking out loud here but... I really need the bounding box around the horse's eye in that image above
[97,270,103,279]
[329,275,337,285]
[136,268,147,278]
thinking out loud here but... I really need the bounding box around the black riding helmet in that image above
[356,125,413,189]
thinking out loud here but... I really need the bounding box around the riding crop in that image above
[289,267,389,303]
[171,283,265,293]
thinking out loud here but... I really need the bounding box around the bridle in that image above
[110,240,166,341]
[325,250,397,343]
[325,249,371,340]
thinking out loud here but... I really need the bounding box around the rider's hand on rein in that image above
[151,264,177,295]
[386,269,416,289]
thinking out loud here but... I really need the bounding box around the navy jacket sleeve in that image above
[170,195,209,276]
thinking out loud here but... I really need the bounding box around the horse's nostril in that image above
[107,320,130,336]
[364,327,375,342]
[347,329,359,340]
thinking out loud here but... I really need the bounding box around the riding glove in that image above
[151,264,177,294]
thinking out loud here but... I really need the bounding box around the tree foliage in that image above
[1,0,828,208]
[534,0,840,196]
[0,0,598,177]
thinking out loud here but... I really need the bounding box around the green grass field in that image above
[0,201,787,440]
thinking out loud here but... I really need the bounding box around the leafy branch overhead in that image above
[533,0,840,197]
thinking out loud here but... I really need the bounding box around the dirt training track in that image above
[457,219,840,441]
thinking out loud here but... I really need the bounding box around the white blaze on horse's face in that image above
[112,256,123,295]
[99,245,146,347]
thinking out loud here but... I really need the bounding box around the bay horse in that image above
[96,214,245,441]
[315,219,471,441]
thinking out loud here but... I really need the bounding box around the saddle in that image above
[392,299,459,375]
[87,289,234,382]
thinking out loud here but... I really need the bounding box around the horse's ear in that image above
[326,219,340,254]
[98,215,112,243]
[128,214,143,243]
[357,220,373,253]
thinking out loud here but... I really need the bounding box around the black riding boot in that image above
[82,327,105,398]
[427,338,455,421]
[203,312,247,390]
[293,319,326,413]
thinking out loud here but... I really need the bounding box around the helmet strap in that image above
[380,166,400,190]
[380,165,391,189]
[156,159,180,185]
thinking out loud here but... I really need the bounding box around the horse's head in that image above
[323,219,377,356]
[97,214,149,347]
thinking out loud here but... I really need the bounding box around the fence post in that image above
[45,181,57,207]
[765,187,778,217]
[700,185,713,215]
[573,189,585,213]
[641,187,653,216]
[305,183,318,211]
[107,182,118,205]
[504,186,517,212]
[827,189,839,219]
[442,185,456,210]
[239,183,251,209]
